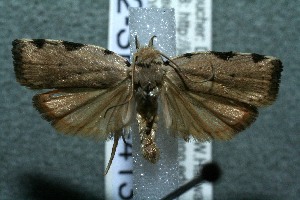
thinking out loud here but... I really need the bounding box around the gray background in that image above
[0,0,299,199]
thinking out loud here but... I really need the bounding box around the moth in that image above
[12,36,282,174]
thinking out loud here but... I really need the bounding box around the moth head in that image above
[133,36,161,66]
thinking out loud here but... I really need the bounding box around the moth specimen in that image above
[12,36,282,174]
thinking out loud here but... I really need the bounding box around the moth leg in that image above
[104,59,136,118]
[160,52,215,84]
[121,134,129,145]
[104,133,121,175]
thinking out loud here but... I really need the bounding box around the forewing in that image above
[33,80,134,139]
[161,80,258,141]
[12,39,130,89]
[167,52,282,107]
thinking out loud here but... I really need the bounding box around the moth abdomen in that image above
[137,113,160,164]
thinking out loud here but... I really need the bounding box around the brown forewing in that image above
[167,52,283,107]
[12,39,130,89]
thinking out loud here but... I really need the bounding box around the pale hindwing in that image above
[161,80,258,141]
[12,39,130,89]
[168,52,282,107]
[33,80,134,139]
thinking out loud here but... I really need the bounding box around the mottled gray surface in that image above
[0,1,299,200]
[212,1,299,200]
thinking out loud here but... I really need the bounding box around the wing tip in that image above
[264,58,283,105]
[12,39,27,86]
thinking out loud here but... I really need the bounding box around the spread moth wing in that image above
[33,81,134,139]
[162,51,282,140]
[12,39,134,138]
[12,39,130,89]
[167,52,283,107]
[161,80,257,140]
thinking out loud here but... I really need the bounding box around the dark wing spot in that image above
[104,49,114,55]
[271,59,283,80]
[31,39,46,48]
[183,53,193,58]
[12,39,20,47]
[62,41,85,51]
[229,73,236,77]
[212,51,235,60]
[12,40,23,60]
[269,59,283,97]
[251,53,266,63]
[124,60,131,67]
